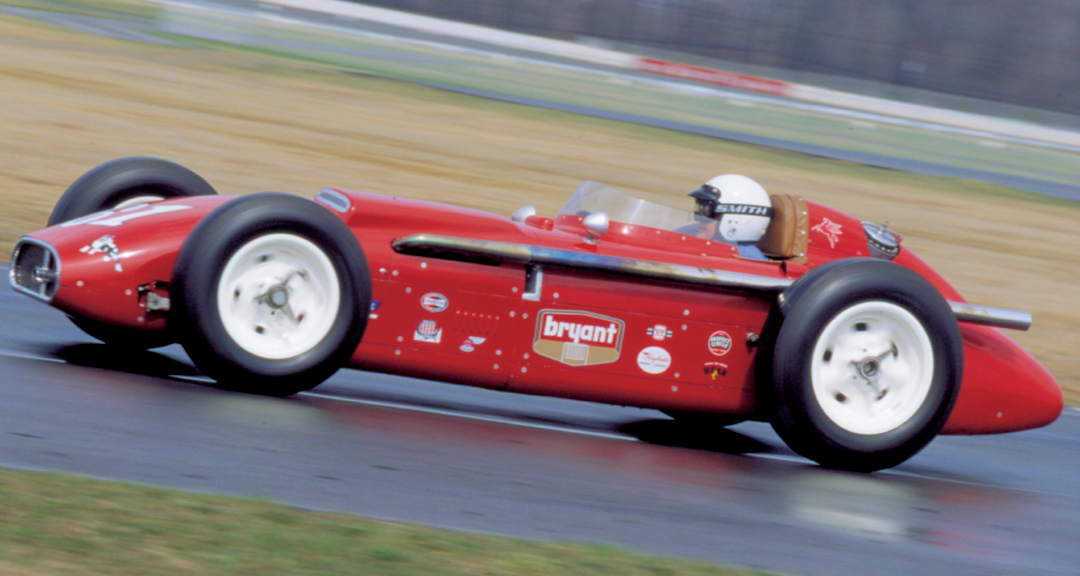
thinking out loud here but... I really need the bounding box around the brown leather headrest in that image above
[758,194,808,262]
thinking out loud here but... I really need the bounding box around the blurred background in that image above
[357,0,1080,123]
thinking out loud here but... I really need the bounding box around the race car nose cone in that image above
[942,325,1064,435]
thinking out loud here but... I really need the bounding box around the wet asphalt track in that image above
[2,265,1078,576]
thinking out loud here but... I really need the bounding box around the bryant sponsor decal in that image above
[533,309,624,366]
[637,346,671,374]
[708,330,733,356]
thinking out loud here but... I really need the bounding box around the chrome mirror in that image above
[511,205,536,222]
[582,211,609,244]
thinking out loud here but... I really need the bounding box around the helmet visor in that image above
[688,184,720,217]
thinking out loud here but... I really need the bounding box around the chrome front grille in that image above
[10,238,60,302]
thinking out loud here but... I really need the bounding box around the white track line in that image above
[0,350,66,364]
[301,390,637,441]
[0,349,634,441]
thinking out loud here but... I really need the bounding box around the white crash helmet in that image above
[688,174,773,242]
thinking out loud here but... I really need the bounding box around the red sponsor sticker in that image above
[637,346,671,374]
[704,362,728,380]
[414,320,442,343]
[420,292,448,313]
[459,336,485,352]
[708,330,732,356]
[647,324,672,342]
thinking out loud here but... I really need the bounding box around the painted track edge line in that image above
[0,350,633,441]
[300,391,638,442]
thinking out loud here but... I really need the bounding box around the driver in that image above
[687,174,773,260]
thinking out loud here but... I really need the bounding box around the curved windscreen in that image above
[558,181,715,232]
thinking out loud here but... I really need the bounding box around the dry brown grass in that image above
[0,10,1076,405]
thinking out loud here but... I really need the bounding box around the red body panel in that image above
[23,189,1062,434]
[27,197,232,331]
[942,324,1063,434]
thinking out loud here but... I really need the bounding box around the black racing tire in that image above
[49,157,217,226]
[766,258,963,472]
[171,193,370,396]
[53,157,217,349]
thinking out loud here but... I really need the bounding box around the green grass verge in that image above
[0,468,779,576]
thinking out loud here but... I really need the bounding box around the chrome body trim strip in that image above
[949,301,1032,331]
[392,234,1032,330]
[393,234,794,292]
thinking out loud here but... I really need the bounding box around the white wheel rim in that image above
[810,301,934,435]
[217,234,340,360]
[113,195,166,209]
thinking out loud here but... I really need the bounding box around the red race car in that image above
[9,157,1063,471]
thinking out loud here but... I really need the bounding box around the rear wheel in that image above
[171,193,370,396]
[767,259,963,472]
[52,157,217,349]
[49,157,216,226]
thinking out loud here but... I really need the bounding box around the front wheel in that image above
[767,259,963,472]
[171,193,370,396]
